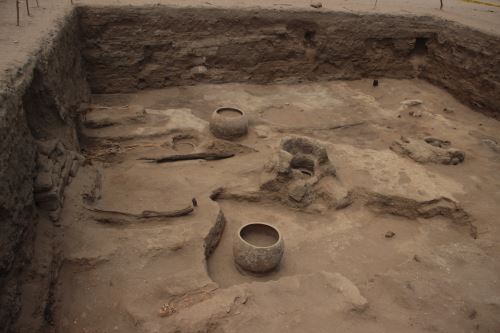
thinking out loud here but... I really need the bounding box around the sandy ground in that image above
[45,78,500,332]
[1,0,500,86]
[2,0,500,331]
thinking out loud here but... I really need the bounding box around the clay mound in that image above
[390,136,465,165]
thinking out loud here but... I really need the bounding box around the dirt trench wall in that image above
[79,7,434,91]
[422,24,500,118]
[0,10,89,331]
[79,7,500,117]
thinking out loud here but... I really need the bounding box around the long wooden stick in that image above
[276,121,365,133]
[139,152,234,163]
[25,0,30,16]
[85,205,194,219]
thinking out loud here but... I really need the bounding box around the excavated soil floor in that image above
[50,79,500,332]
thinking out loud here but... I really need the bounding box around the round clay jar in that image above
[233,223,284,273]
[209,107,248,139]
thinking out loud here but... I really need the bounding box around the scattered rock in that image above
[36,139,58,156]
[281,136,329,164]
[399,99,426,117]
[310,1,322,8]
[385,231,396,238]
[288,181,310,202]
[323,272,368,312]
[34,139,82,213]
[34,190,60,211]
[260,136,338,209]
[190,65,208,76]
[255,125,271,138]
[364,191,477,238]
[159,303,176,317]
[316,179,353,210]
[275,150,293,174]
[36,154,53,172]
[54,141,66,157]
[49,207,62,222]
[424,137,451,148]
[409,110,423,118]
[34,172,53,193]
[391,136,465,165]
[70,160,80,178]
[401,99,423,107]
[481,138,500,154]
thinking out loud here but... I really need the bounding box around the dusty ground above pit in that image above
[38,78,500,333]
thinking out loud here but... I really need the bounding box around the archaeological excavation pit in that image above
[1,4,500,333]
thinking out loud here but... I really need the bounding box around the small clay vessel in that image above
[233,223,284,273]
[209,107,248,139]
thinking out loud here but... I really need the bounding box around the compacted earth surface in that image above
[2,0,500,332]
[24,79,500,332]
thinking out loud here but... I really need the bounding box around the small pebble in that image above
[385,231,396,238]
[310,1,322,8]
[468,309,478,320]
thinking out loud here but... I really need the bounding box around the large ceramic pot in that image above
[233,223,284,273]
[209,107,248,139]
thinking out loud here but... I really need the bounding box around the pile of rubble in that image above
[390,136,465,165]
[33,140,83,221]
[260,136,351,211]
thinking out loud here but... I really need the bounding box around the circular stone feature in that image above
[172,137,196,153]
[233,223,284,274]
[290,155,315,176]
[210,107,248,139]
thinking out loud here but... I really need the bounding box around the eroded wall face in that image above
[79,8,433,92]
[0,11,89,331]
[79,7,500,118]
[423,25,500,117]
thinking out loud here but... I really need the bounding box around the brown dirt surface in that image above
[43,79,500,332]
[2,1,500,332]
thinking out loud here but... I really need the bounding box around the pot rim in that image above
[237,222,282,249]
[215,106,244,117]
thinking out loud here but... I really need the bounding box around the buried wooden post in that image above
[25,0,30,16]
[16,0,20,26]
[440,0,443,9]
[35,0,39,7]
